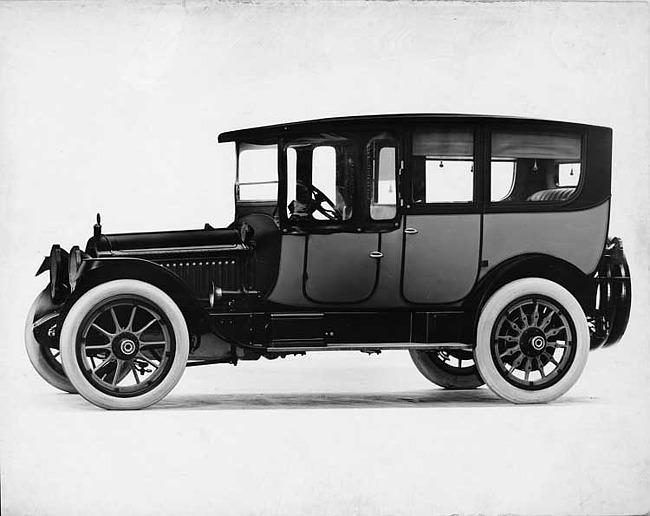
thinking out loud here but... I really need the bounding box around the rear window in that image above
[490,130,582,203]
[411,127,475,204]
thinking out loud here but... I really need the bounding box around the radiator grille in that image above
[161,259,243,297]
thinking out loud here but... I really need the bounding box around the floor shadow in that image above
[153,389,594,411]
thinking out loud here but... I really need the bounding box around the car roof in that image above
[217,113,610,143]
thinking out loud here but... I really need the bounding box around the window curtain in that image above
[492,131,581,160]
[413,128,473,157]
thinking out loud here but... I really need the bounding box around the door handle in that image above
[404,228,418,235]
[369,251,384,259]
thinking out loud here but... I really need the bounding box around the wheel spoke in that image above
[498,335,519,344]
[539,309,555,331]
[137,352,160,369]
[140,341,167,348]
[93,354,115,374]
[519,306,529,328]
[499,346,520,358]
[110,308,121,333]
[126,306,137,332]
[505,317,522,333]
[135,317,158,337]
[548,356,559,367]
[509,354,525,372]
[91,323,115,339]
[51,350,60,359]
[545,326,566,338]
[84,343,112,351]
[537,359,546,378]
[112,360,124,387]
[524,358,532,381]
[457,357,463,368]
[531,301,540,326]
[130,362,140,384]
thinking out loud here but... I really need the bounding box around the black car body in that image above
[26,114,631,409]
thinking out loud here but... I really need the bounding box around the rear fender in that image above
[465,254,591,341]
[590,237,631,349]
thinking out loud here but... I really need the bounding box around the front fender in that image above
[68,257,211,335]
[31,286,61,322]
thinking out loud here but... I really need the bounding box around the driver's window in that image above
[286,138,355,223]
[367,135,398,220]
[311,147,336,220]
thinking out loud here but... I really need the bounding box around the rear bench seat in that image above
[527,187,576,202]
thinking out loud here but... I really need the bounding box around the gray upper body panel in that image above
[481,199,609,278]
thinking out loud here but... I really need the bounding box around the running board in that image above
[268,342,472,353]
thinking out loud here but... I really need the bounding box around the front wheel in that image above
[60,280,189,410]
[25,291,76,394]
[474,278,589,404]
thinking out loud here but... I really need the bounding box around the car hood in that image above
[87,227,242,255]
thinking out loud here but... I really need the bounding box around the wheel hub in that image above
[519,327,547,357]
[112,332,140,360]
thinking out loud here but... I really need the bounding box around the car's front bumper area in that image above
[589,237,631,349]
[36,244,88,304]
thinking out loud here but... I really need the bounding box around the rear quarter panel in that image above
[481,199,609,278]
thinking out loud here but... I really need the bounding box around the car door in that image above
[302,133,399,304]
[401,124,481,304]
[267,131,400,306]
[303,232,380,303]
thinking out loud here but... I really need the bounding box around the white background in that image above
[0,1,648,515]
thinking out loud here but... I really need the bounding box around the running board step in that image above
[269,342,472,353]
[270,313,326,347]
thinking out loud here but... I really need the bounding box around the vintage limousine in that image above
[25,114,631,409]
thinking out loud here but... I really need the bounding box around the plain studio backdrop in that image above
[0,1,648,515]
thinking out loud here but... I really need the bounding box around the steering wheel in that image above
[305,184,343,221]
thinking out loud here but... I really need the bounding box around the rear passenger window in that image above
[491,161,516,202]
[411,127,474,204]
[557,163,581,187]
[491,130,582,203]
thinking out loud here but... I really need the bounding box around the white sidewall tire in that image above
[25,293,76,394]
[60,280,189,410]
[474,278,589,404]
[409,350,484,389]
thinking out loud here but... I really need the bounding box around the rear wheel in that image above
[410,349,484,389]
[60,280,189,410]
[474,278,589,404]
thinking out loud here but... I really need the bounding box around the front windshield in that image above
[237,143,278,202]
